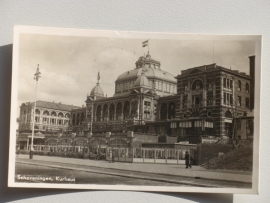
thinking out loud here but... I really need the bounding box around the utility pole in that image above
[30,64,41,159]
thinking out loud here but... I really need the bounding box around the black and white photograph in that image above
[8,26,261,194]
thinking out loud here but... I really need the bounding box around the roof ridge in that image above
[36,100,79,107]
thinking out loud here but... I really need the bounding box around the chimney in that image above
[249,55,255,111]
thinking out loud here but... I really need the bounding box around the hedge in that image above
[16,150,106,160]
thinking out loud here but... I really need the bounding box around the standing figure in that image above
[96,149,101,161]
[112,150,115,163]
[109,149,112,163]
[185,151,192,169]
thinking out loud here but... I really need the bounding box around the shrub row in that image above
[16,150,106,160]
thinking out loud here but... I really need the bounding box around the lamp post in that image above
[29,64,41,159]
[90,102,93,135]
[87,101,93,136]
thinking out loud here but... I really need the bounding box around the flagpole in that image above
[30,64,41,159]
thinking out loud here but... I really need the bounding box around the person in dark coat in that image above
[95,149,99,160]
[185,151,192,169]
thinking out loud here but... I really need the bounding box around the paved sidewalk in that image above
[17,155,252,183]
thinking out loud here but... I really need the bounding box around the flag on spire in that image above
[97,71,100,83]
[34,64,41,81]
[142,40,149,47]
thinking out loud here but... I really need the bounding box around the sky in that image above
[17,33,256,116]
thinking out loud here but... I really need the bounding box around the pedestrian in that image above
[95,149,99,161]
[112,150,115,163]
[109,149,112,163]
[185,151,192,169]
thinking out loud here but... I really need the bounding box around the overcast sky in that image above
[17,33,255,115]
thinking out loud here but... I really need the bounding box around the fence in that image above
[106,147,196,165]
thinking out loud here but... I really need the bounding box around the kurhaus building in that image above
[16,52,255,151]
[70,53,255,139]
[71,53,177,134]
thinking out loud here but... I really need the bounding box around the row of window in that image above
[35,117,69,125]
[223,78,250,93]
[156,81,177,93]
[22,109,70,118]
[170,121,214,129]
[223,93,250,108]
[116,80,177,93]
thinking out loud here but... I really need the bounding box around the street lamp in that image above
[87,102,93,136]
[29,64,41,159]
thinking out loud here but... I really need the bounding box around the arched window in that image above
[58,112,64,117]
[76,113,80,125]
[109,104,115,121]
[43,110,49,116]
[80,112,85,125]
[192,80,203,90]
[35,109,40,115]
[123,101,130,119]
[116,102,122,120]
[225,111,232,118]
[51,111,57,117]
[96,105,102,121]
[238,80,241,91]
[246,83,249,93]
[65,113,70,118]
[103,104,108,121]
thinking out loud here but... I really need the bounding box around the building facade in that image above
[17,101,79,150]
[71,53,178,135]
[16,52,255,151]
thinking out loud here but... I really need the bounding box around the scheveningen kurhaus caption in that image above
[16,49,255,165]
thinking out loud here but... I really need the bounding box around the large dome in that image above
[90,83,104,97]
[116,55,176,83]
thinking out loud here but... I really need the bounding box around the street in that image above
[15,162,183,186]
[14,155,252,188]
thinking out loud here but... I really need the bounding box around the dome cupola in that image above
[133,71,150,88]
[90,72,105,99]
